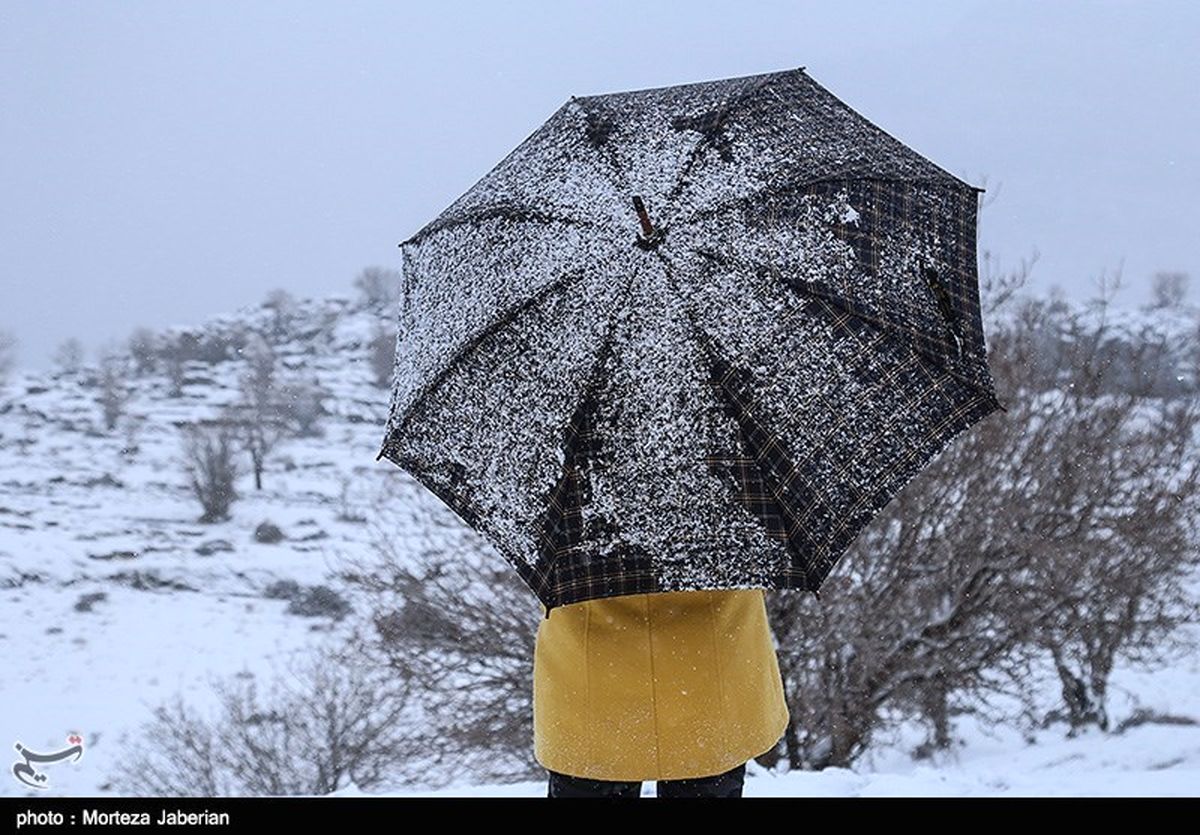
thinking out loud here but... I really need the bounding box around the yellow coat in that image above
[532,587,789,782]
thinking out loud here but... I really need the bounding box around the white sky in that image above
[2,0,1198,368]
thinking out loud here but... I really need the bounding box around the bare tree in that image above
[128,326,160,374]
[978,246,1040,318]
[263,288,297,340]
[220,402,284,492]
[1013,273,1200,732]
[52,337,85,374]
[276,377,328,437]
[222,334,328,487]
[163,351,187,398]
[97,349,134,431]
[369,326,396,389]
[229,334,284,489]
[0,329,16,385]
[1145,270,1190,311]
[767,488,1039,767]
[354,266,402,313]
[114,644,415,796]
[181,421,239,522]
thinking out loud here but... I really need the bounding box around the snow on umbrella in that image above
[376,66,1006,616]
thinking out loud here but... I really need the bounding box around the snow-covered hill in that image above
[0,293,437,796]
[1,291,1197,797]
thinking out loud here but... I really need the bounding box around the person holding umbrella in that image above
[533,587,789,798]
[377,67,1003,799]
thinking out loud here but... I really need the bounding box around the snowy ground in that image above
[330,716,1200,797]
[2,293,1198,798]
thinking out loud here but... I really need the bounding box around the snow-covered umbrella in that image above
[376,66,1006,616]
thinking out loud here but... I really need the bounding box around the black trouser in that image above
[546,762,746,798]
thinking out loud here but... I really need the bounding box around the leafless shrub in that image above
[128,326,160,374]
[222,402,284,492]
[52,337,85,374]
[181,421,240,523]
[163,330,237,365]
[340,508,542,785]
[97,349,134,431]
[263,288,297,340]
[241,332,277,394]
[1013,271,1200,733]
[114,644,415,796]
[220,334,328,488]
[1146,270,1189,311]
[369,326,396,389]
[120,414,145,460]
[163,351,186,398]
[276,377,328,437]
[1112,708,1198,734]
[766,264,1200,767]
[768,477,1039,767]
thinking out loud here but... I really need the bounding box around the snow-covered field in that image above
[2,293,1198,797]
[346,723,1200,797]
[332,705,1200,796]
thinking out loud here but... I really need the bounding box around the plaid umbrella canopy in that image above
[376,66,1005,615]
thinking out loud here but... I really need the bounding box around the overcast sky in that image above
[2,0,1197,368]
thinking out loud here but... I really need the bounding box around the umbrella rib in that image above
[662,74,776,209]
[760,75,981,192]
[672,176,974,230]
[666,252,1001,594]
[529,260,644,609]
[565,98,632,196]
[400,205,596,248]
[655,251,822,592]
[688,246,1002,408]
[681,312,824,593]
[382,268,594,448]
[529,325,617,593]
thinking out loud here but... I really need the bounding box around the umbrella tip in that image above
[632,195,665,250]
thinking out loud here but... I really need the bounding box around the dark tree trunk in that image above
[783,715,804,770]
[1053,656,1109,732]
[923,672,953,752]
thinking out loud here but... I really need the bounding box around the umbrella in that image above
[375,66,1005,616]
